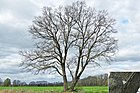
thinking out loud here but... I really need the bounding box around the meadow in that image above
[0,86,108,93]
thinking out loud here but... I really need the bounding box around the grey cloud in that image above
[0,49,16,58]
[0,0,40,20]
[117,55,140,62]
[0,0,65,83]
[0,65,21,74]
[0,1,38,50]
[0,0,140,83]
[0,24,33,49]
[0,71,20,75]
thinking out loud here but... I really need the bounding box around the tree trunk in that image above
[63,74,68,92]
[62,64,68,92]
[70,77,79,91]
[121,72,140,93]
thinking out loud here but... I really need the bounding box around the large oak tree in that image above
[20,1,117,91]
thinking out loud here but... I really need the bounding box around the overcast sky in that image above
[0,0,140,83]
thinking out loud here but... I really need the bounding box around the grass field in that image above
[0,86,108,93]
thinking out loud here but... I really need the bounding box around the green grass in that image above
[0,86,108,93]
[76,86,108,93]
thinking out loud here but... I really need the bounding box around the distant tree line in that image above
[28,81,63,86]
[0,74,108,86]
[0,78,63,86]
[77,74,108,86]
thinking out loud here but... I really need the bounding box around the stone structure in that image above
[109,72,140,93]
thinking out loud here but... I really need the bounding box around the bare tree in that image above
[20,1,117,92]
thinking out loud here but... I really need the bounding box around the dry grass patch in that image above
[0,90,75,93]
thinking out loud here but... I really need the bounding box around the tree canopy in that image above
[20,1,117,91]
